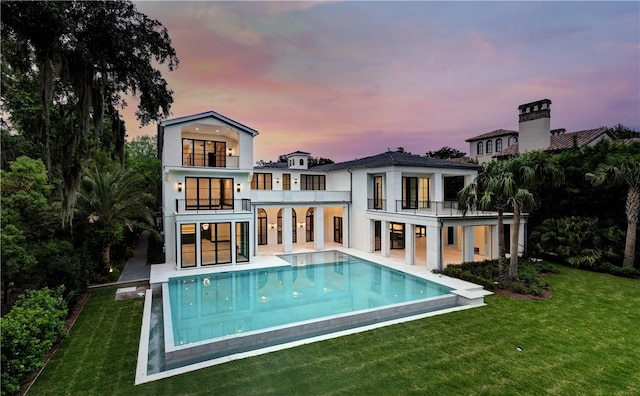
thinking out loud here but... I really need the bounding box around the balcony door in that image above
[373,176,383,209]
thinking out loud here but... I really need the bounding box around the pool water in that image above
[167,251,453,346]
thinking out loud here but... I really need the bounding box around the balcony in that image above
[182,154,240,169]
[367,199,387,211]
[176,199,251,213]
[251,190,351,204]
[394,200,494,216]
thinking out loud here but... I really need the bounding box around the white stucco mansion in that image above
[159,110,525,272]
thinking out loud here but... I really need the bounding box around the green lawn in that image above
[29,265,640,395]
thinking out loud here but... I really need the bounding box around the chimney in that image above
[518,99,551,153]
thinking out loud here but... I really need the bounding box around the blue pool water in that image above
[167,251,453,347]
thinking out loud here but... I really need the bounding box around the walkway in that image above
[119,230,151,282]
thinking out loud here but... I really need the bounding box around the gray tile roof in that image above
[313,151,481,172]
[465,129,518,142]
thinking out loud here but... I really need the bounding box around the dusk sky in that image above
[124,1,640,163]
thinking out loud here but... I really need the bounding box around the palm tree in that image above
[459,160,516,283]
[77,166,154,274]
[586,158,640,268]
[506,151,564,280]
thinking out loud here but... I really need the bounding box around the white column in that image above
[405,223,415,265]
[381,220,390,257]
[433,173,444,202]
[283,207,293,254]
[426,225,440,271]
[463,226,475,262]
[314,207,324,250]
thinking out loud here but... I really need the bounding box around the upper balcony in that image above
[175,199,251,214]
[367,199,496,217]
[251,190,351,205]
[182,153,240,169]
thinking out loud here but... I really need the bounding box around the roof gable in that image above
[159,110,259,136]
[465,129,518,142]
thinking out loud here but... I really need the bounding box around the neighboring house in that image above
[466,99,614,163]
[159,110,526,272]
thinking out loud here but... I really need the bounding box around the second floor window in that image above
[301,174,325,190]
[477,141,484,155]
[251,173,272,190]
[486,140,493,154]
[283,173,291,190]
[185,177,233,209]
[496,138,503,152]
[182,138,226,167]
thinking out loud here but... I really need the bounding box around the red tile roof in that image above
[548,127,609,151]
[465,129,518,142]
[493,127,611,157]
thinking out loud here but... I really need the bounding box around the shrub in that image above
[1,287,68,396]
[435,259,552,296]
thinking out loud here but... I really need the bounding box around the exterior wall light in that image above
[177,182,182,192]
[298,222,305,228]
[294,178,298,184]
[202,223,209,231]
[228,148,233,156]
[236,183,241,192]
[276,178,280,184]
[269,223,276,229]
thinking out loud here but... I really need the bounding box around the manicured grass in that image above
[30,265,640,395]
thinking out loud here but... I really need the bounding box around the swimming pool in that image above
[161,251,459,369]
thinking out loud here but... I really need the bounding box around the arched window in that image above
[486,140,493,154]
[299,159,304,166]
[306,208,314,242]
[477,141,484,155]
[496,138,502,152]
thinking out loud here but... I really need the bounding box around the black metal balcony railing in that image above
[367,199,387,211]
[394,200,494,216]
[176,199,251,213]
[182,154,240,168]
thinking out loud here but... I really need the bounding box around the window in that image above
[486,140,493,154]
[299,159,304,166]
[185,177,233,210]
[236,222,249,262]
[508,136,518,146]
[402,177,430,209]
[257,209,267,245]
[477,141,484,155]
[390,223,405,249]
[374,221,381,251]
[251,173,272,190]
[301,174,325,190]
[200,222,231,265]
[283,174,291,190]
[496,138,503,152]
[182,138,226,167]
[334,217,343,244]
[443,176,464,201]
[180,224,196,268]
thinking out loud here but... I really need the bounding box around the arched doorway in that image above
[257,208,267,245]
[306,208,314,242]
